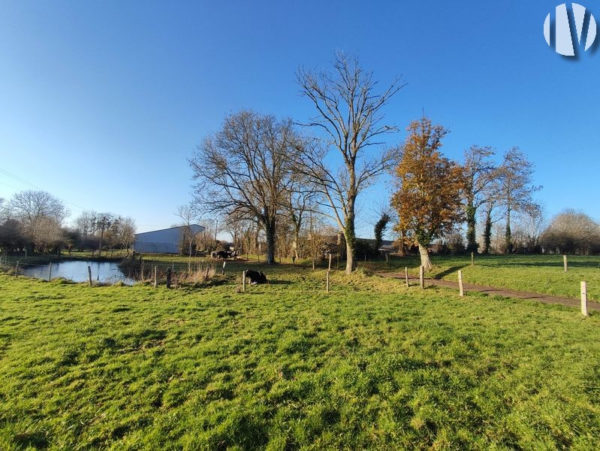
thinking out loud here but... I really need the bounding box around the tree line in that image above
[0,191,135,256]
[191,53,600,272]
[2,54,597,268]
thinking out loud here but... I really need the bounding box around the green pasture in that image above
[0,265,599,449]
[375,254,600,301]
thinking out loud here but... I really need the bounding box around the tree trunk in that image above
[265,220,276,265]
[343,214,356,274]
[483,209,492,255]
[466,203,477,253]
[344,238,354,274]
[418,242,433,272]
[505,208,512,254]
[398,230,406,256]
[98,230,104,257]
[292,226,300,261]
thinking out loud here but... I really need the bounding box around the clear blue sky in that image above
[1,0,598,236]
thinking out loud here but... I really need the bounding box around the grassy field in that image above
[1,266,600,449]
[376,254,600,301]
[4,251,598,301]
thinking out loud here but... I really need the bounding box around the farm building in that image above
[133,225,205,254]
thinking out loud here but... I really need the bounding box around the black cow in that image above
[245,270,267,284]
[211,250,238,260]
[212,250,230,259]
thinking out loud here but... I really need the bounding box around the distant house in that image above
[133,225,205,254]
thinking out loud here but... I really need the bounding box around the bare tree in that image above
[95,214,113,257]
[463,146,497,253]
[116,217,136,255]
[481,199,499,255]
[541,210,600,254]
[8,190,67,225]
[31,216,64,254]
[223,212,247,254]
[296,53,404,273]
[7,191,67,254]
[510,205,545,253]
[177,203,201,269]
[190,111,299,264]
[76,211,99,238]
[284,177,317,261]
[497,148,541,254]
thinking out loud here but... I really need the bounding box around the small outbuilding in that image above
[133,225,205,254]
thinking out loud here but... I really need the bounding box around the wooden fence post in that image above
[222,261,226,275]
[242,270,246,292]
[328,254,332,271]
[326,270,330,293]
[153,266,157,288]
[564,255,568,272]
[419,266,424,289]
[458,270,464,297]
[405,266,409,287]
[15,260,19,277]
[48,262,53,281]
[471,252,474,266]
[166,268,172,289]
[88,266,93,287]
[581,281,588,317]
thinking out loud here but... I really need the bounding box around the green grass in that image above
[375,254,600,301]
[1,267,600,449]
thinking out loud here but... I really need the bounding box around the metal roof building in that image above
[133,225,205,254]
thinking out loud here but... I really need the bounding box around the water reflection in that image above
[22,260,134,285]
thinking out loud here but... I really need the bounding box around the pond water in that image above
[22,260,135,285]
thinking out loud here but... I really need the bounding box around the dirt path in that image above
[378,272,600,312]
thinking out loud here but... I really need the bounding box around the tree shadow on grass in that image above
[490,261,600,269]
[433,265,468,280]
[266,280,292,285]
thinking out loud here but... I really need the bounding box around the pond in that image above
[22,260,135,285]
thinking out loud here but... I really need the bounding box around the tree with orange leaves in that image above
[391,118,465,271]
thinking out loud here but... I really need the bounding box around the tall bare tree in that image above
[190,111,299,265]
[296,53,403,273]
[497,148,541,253]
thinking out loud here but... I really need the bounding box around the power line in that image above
[0,166,88,213]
